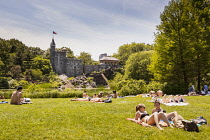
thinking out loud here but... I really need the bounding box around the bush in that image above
[0,86,113,99]
[119,79,146,96]
[162,82,188,95]
[0,90,12,99]
[18,80,29,88]
[0,77,9,89]
[109,72,124,90]
[116,80,128,91]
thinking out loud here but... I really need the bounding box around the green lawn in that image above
[0,96,210,140]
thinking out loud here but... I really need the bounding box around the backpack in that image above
[104,98,112,103]
[182,120,199,132]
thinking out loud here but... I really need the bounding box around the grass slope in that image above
[0,96,210,140]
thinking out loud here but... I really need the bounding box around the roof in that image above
[99,57,119,61]
[50,39,56,46]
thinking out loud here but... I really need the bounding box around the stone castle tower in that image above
[50,39,83,77]
[50,39,119,77]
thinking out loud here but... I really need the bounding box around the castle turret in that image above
[50,39,56,72]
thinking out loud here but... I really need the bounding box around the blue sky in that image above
[0,0,170,60]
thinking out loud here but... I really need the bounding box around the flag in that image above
[53,31,57,34]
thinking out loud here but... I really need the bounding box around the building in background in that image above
[50,39,119,77]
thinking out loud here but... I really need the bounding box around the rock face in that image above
[60,68,116,88]
[70,75,97,88]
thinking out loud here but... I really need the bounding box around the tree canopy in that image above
[149,0,210,94]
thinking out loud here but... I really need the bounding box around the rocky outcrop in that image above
[60,68,117,88]
[70,75,97,88]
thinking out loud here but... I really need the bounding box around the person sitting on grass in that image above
[152,101,178,121]
[93,94,98,98]
[128,104,173,130]
[152,90,164,102]
[156,90,164,97]
[0,95,5,99]
[83,91,89,98]
[112,90,118,98]
[10,86,23,105]
[149,89,156,97]
[98,92,103,98]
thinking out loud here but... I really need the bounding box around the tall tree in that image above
[188,0,210,90]
[77,52,93,65]
[150,0,210,94]
[31,56,52,75]
[113,42,153,66]
[124,51,154,82]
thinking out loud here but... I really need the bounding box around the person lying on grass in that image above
[128,104,173,130]
[162,94,186,103]
[70,97,104,102]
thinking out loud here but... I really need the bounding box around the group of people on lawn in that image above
[7,87,118,104]
[7,87,187,130]
[70,90,118,102]
[150,89,186,103]
[127,90,187,130]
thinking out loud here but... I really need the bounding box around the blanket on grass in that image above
[0,101,8,104]
[22,98,33,104]
[163,102,189,106]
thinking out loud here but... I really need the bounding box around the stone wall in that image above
[50,39,120,77]
[64,58,83,77]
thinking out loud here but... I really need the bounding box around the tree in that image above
[113,42,153,66]
[150,0,210,94]
[124,51,154,82]
[25,69,43,81]
[56,47,75,58]
[77,52,94,65]
[10,65,22,79]
[187,0,210,90]
[0,77,9,89]
[31,56,52,75]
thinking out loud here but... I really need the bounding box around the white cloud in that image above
[0,0,170,60]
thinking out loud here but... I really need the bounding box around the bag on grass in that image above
[182,120,199,132]
[191,116,207,125]
[104,98,112,103]
[24,98,31,102]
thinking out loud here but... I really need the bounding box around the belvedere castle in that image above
[50,39,120,77]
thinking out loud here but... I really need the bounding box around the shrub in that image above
[116,80,128,91]
[18,80,29,88]
[162,82,188,95]
[0,77,9,89]
[119,79,146,96]
[8,79,17,89]
[0,90,12,99]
